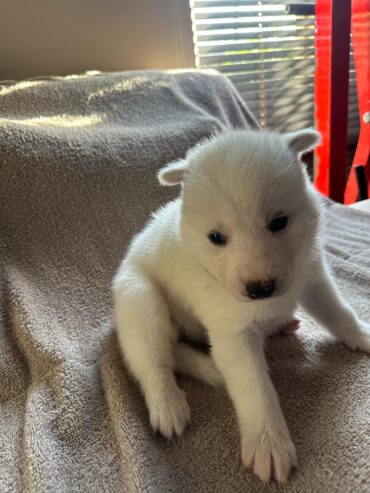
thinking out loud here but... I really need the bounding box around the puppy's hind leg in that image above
[174,342,224,387]
[113,269,190,438]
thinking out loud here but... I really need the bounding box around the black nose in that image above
[246,279,275,299]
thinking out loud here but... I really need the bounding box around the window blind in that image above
[190,0,359,141]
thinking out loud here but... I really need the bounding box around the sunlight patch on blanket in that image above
[0,81,46,97]
[88,76,171,102]
[0,113,103,128]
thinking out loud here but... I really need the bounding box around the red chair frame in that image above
[314,0,370,204]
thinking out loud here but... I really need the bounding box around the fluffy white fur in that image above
[112,129,370,483]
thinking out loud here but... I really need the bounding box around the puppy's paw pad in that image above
[242,431,297,483]
[148,388,190,438]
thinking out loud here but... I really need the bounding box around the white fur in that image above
[112,129,370,483]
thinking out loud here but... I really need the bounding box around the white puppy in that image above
[112,129,370,483]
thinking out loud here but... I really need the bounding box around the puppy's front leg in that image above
[210,328,297,483]
[300,257,370,353]
[114,269,190,438]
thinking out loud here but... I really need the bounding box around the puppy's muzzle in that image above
[245,279,275,299]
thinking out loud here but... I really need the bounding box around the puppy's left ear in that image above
[157,159,188,186]
[285,129,321,156]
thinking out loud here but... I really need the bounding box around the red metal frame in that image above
[344,0,370,203]
[314,0,352,203]
[314,0,370,204]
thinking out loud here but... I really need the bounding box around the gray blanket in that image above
[0,70,369,493]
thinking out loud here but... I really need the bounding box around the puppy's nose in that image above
[245,279,275,299]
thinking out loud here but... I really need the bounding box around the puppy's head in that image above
[158,129,322,302]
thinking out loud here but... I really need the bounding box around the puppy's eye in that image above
[268,215,288,233]
[208,231,227,246]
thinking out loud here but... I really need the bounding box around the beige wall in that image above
[0,0,195,80]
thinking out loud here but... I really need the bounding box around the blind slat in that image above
[192,1,301,9]
[204,57,315,74]
[238,80,358,101]
[203,57,355,73]
[195,28,314,42]
[228,70,314,84]
[194,10,314,20]
[197,46,315,64]
[194,16,314,27]
[196,37,314,53]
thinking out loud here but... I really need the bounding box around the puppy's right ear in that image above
[157,160,188,186]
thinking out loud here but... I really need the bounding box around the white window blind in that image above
[190,0,359,141]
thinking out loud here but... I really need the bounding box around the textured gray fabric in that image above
[0,70,369,493]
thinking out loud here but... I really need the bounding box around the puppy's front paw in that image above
[344,322,370,354]
[241,427,297,483]
[147,386,191,438]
